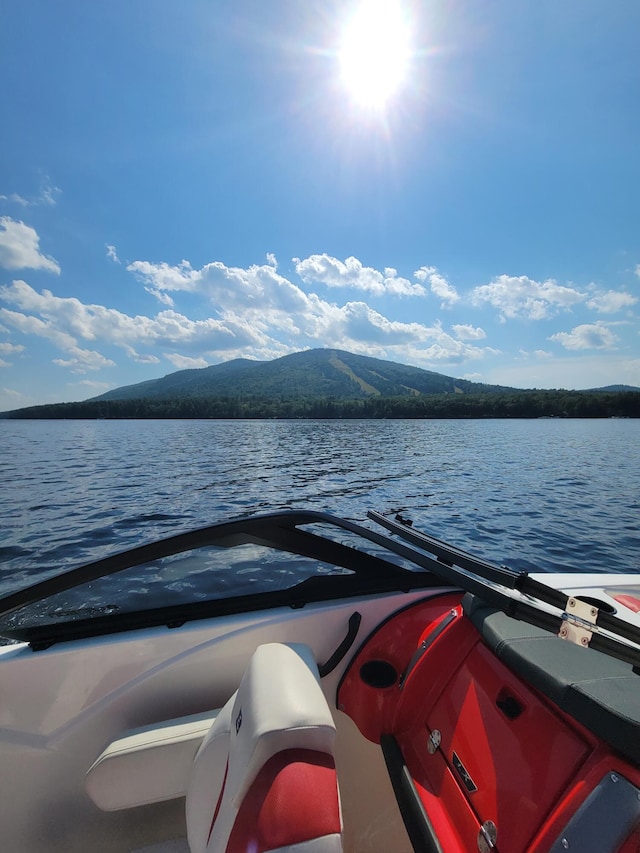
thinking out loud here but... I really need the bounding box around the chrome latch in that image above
[558,597,598,648]
[478,820,497,852]
[427,728,441,755]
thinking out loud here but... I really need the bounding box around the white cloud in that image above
[53,352,115,372]
[106,244,121,264]
[295,254,426,296]
[586,290,637,313]
[0,192,29,206]
[549,323,618,351]
[77,380,114,391]
[0,247,503,383]
[0,182,60,208]
[164,353,210,369]
[414,266,459,306]
[123,346,161,364]
[452,324,486,341]
[472,275,585,320]
[0,280,264,369]
[0,342,25,354]
[0,217,60,273]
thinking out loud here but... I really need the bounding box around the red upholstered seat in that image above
[186,643,343,853]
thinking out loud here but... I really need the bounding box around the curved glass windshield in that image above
[0,510,436,647]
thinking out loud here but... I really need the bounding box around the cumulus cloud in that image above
[414,266,459,306]
[549,323,618,351]
[0,342,25,354]
[0,248,502,382]
[53,351,116,372]
[452,324,486,341]
[0,217,60,273]
[0,306,116,372]
[0,279,267,371]
[123,346,161,364]
[295,254,426,296]
[0,342,24,368]
[586,291,637,313]
[472,275,584,320]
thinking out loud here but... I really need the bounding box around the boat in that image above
[0,508,639,853]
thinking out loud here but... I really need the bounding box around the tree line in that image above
[2,390,639,420]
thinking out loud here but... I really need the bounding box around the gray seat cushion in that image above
[464,594,640,765]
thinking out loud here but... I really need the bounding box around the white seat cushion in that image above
[86,710,219,811]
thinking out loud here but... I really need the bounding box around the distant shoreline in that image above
[2,390,639,420]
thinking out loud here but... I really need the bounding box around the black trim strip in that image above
[1,576,436,649]
[380,734,444,853]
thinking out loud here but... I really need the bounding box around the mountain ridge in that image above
[1,348,638,418]
[90,348,519,403]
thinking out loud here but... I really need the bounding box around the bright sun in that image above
[338,0,411,111]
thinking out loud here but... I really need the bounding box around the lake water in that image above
[1,418,638,595]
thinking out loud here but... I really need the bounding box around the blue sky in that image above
[1,0,639,410]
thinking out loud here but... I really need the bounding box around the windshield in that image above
[0,511,435,648]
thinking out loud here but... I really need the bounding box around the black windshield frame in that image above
[0,510,440,648]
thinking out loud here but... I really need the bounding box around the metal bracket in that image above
[558,597,598,648]
[478,820,497,852]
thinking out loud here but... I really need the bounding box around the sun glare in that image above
[339,0,411,111]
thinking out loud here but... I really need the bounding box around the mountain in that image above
[93,358,263,402]
[3,349,638,419]
[589,384,640,393]
[90,349,516,402]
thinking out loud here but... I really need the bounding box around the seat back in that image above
[186,643,342,853]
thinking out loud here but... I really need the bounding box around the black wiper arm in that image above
[368,510,640,665]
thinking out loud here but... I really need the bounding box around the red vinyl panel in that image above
[613,594,640,613]
[337,593,468,742]
[338,593,640,853]
[406,642,589,851]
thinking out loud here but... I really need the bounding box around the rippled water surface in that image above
[1,418,638,594]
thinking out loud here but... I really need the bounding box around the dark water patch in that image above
[0,545,33,560]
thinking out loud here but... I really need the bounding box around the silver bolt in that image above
[561,839,569,849]
[611,773,619,783]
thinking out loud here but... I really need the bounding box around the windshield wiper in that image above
[368,510,640,669]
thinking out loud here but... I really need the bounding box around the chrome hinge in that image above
[558,597,598,648]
